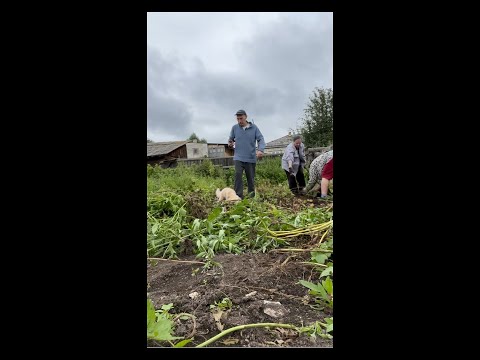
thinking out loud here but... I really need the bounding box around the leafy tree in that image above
[299,87,333,147]
[187,133,207,143]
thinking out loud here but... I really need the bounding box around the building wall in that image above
[168,145,188,159]
[146,144,188,167]
[186,142,208,158]
[208,144,233,158]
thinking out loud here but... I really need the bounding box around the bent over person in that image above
[305,150,333,198]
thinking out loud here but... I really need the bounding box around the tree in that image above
[147,138,153,143]
[187,132,207,143]
[299,87,333,147]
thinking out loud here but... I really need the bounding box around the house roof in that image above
[147,141,188,157]
[265,134,292,148]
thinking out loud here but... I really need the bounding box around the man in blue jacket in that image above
[228,109,266,199]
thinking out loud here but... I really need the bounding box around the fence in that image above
[176,153,282,168]
[156,146,331,169]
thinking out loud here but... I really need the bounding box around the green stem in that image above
[195,323,299,348]
[298,261,328,267]
[273,248,332,253]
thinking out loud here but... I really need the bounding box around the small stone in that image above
[189,291,200,299]
[263,300,289,318]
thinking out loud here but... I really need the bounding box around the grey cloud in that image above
[147,47,194,138]
[184,70,287,116]
[147,83,193,138]
[147,46,188,95]
[147,13,332,144]
[237,15,333,91]
[229,14,333,138]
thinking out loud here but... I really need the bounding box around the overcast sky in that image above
[147,12,332,144]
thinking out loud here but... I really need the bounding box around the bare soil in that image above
[147,250,333,348]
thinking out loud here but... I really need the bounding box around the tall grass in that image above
[255,156,285,184]
[148,157,297,194]
[147,162,226,195]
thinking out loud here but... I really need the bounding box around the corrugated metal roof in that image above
[147,141,188,157]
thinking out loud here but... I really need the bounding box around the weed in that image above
[210,297,233,311]
[298,276,333,309]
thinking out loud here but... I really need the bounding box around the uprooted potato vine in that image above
[147,188,332,263]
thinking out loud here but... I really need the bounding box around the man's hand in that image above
[289,167,295,176]
[256,150,263,158]
[228,140,234,149]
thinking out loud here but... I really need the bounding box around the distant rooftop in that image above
[147,141,188,157]
[265,134,293,147]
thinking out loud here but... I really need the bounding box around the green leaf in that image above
[206,221,213,232]
[152,223,159,235]
[147,299,156,328]
[312,252,328,264]
[230,215,241,221]
[208,207,222,222]
[147,317,183,341]
[322,277,333,295]
[294,215,301,227]
[192,218,201,231]
[320,333,333,339]
[174,338,193,347]
[147,299,183,341]
[320,266,333,278]
[313,285,328,299]
[178,207,186,217]
[299,280,322,293]
[326,323,333,332]
[230,205,246,215]
[161,303,174,311]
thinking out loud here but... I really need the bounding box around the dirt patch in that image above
[274,195,333,212]
[147,251,333,348]
[184,192,214,219]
